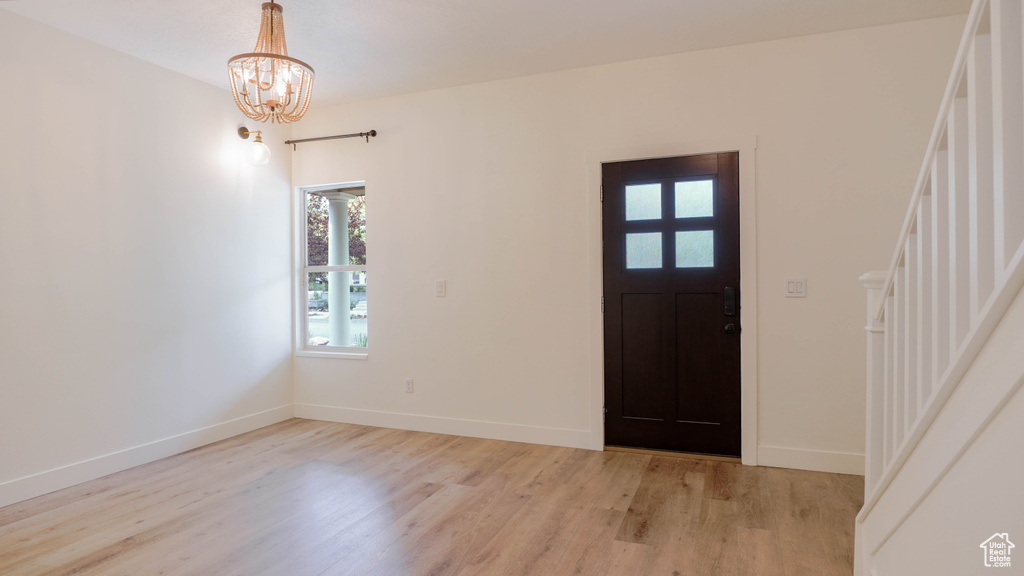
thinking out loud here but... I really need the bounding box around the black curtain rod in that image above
[284,130,378,150]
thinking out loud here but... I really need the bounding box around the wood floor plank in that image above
[616,457,704,545]
[765,467,840,576]
[390,485,530,576]
[385,434,518,488]
[639,470,706,576]
[821,473,864,575]
[321,477,529,576]
[717,526,784,576]
[491,442,582,495]
[54,459,348,576]
[155,460,410,576]
[241,479,445,576]
[316,482,479,576]
[453,462,631,576]
[456,500,587,576]
[0,420,862,576]
[601,541,656,576]
[549,508,641,576]
[709,461,774,530]
[690,498,741,575]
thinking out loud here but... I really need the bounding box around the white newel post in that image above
[860,271,888,490]
[857,270,887,576]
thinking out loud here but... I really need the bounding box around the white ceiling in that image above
[1,0,970,106]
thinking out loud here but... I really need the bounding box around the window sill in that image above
[294,349,368,360]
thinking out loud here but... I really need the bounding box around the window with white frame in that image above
[300,184,367,351]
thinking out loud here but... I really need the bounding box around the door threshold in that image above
[604,445,741,463]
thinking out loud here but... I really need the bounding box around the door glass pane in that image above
[674,180,714,219]
[307,271,368,348]
[625,184,662,221]
[626,232,662,269]
[675,230,714,268]
[307,189,366,266]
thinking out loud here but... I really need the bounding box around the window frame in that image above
[294,181,368,359]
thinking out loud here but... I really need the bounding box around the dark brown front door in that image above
[602,152,741,457]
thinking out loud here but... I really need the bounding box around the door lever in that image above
[724,287,738,316]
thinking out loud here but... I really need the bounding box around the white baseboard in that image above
[757,445,865,475]
[294,403,592,450]
[0,404,294,509]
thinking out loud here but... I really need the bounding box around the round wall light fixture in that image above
[238,126,271,166]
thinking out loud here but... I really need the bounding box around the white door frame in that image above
[585,136,759,465]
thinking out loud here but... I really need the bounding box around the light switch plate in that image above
[435,280,446,297]
[785,277,807,298]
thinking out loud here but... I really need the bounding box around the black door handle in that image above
[724,287,738,316]
[724,323,737,334]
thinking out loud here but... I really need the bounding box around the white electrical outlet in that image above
[405,378,414,393]
[435,280,446,297]
[785,277,807,298]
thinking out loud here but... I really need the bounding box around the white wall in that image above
[0,10,294,507]
[290,16,966,472]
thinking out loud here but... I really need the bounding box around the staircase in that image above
[857,0,1024,573]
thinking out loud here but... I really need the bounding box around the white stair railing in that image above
[858,0,1024,571]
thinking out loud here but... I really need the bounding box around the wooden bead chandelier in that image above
[228,2,314,123]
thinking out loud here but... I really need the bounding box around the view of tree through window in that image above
[307,194,365,267]
[304,189,367,349]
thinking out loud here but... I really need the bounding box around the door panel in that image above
[621,293,666,420]
[676,292,733,425]
[603,152,741,456]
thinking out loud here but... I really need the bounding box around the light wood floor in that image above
[0,419,863,575]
